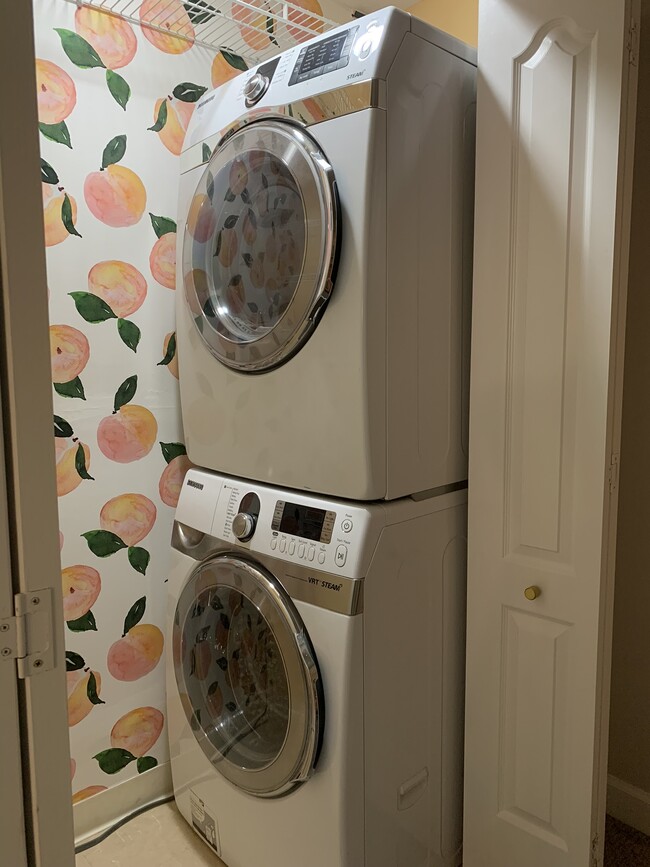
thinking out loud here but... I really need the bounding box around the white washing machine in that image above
[177,8,477,501]
[166,467,467,867]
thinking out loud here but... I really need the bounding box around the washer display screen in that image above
[272,501,336,543]
[299,33,347,74]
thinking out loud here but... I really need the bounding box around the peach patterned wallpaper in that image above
[34,0,248,806]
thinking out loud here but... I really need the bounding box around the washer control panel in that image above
[209,476,373,579]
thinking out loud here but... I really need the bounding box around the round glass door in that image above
[183,120,340,373]
[173,554,324,797]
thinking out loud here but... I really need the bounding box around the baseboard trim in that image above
[74,762,173,848]
[607,774,650,836]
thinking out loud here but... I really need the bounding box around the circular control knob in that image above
[232,512,256,542]
[244,73,270,107]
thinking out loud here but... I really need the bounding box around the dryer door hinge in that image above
[628,18,639,66]
[0,589,55,678]
[608,453,620,494]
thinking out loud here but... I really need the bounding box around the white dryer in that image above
[166,468,467,867]
[177,8,476,501]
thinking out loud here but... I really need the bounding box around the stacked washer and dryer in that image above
[167,8,476,867]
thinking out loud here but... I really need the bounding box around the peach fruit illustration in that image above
[211,52,246,89]
[232,0,271,51]
[50,324,89,383]
[139,0,195,54]
[154,97,194,156]
[110,706,164,756]
[191,640,211,681]
[43,184,78,247]
[74,7,137,69]
[70,758,76,780]
[59,530,64,551]
[242,209,257,245]
[85,164,146,228]
[100,493,157,546]
[217,228,238,268]
[187,194,217,244]
[159,454,193,507]
[150,232,176,289]
[206,683,224,719]
[229,159,248,195]
[286,0,324,41]
[107,624,164,681]
[162,332,179,379]
[72,786,108,805]
[67,669,102,726]
[36,59,76,125]
[88,260,147,317]
[97,404,158,463]
[62,565,101,622]
[55,437,91,496]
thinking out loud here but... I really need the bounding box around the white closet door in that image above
[464,0,638,865]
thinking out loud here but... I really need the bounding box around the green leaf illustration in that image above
[225,187,236,202]
[101,134,127,169]
[148,99,167,132]
[172,82,208,103]
[87,671,105,704]
[149,213,177,238]
[113,375,137,412]
[137,756,158,774]
[123,596,146,636]
[55,28,105,68]
[117,318,141,353]
[69,291,116,323]
[39,121,72,148]
[62,193,82,237]
[54,414,73,438]
[224,214,238,229]
[75,442,94,480]
[184,0,216,24]
[41,158,59,185]
[160,441,187,464]
[65,650,85,671]
[221,50,248,72]
[106,69,131,110]
[128,546,150,575]
[67,610,97,632]
[82,530,127,557]
[94,748,135,774]
[157,332,176,366]
[202,143,211,163]
[266,16,278,45]
[54,376,85,400]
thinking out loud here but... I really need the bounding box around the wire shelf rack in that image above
[65,0,340,65]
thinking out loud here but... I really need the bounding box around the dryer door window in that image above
[183,120,339,372]
[173,553,324,797]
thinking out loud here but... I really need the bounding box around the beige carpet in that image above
[605,815,650,866]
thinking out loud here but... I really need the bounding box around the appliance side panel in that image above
[385,35,476,498]
[363,504,467,867]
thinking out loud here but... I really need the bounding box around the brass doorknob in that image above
[524,586,541,601]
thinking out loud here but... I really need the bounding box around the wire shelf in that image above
[65,0,340,65]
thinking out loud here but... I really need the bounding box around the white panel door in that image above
[464,0,638,865]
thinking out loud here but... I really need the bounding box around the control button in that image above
[298,543,305,558]
[232,512,256,542]
[288,540,296,555]
[335,545,347,567]
[358,37,373,59]
[308,548,315,562]
[279,537,287,553]
[244,72,270,106]
[318,551,326,565]
[341,519,353,533]
[270,537,277,550]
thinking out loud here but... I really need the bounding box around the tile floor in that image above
[75,802,225,867]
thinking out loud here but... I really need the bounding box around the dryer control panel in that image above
[175,469,377,580]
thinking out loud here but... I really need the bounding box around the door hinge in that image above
[628,19,639,66]
[608,453,620,494]
[0,589,55,678]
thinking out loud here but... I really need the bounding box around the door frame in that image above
[0,2,75,865]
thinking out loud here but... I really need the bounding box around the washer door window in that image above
[183,120,339,372]
[173,554,324,797]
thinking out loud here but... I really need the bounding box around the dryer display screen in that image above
[289,26,358,85]
[272,501,336,543]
